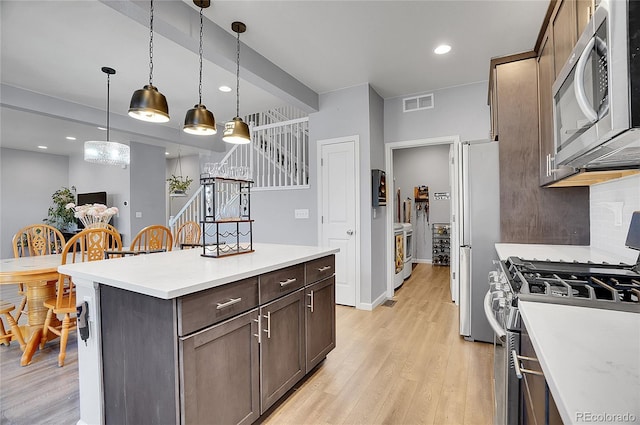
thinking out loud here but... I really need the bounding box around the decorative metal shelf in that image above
[200,175,253,258]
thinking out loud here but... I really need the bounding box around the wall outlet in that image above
[135,211,142,218]
[294,209,309,219]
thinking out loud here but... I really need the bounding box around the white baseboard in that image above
[359,291,387,311]
[413,258,432,264]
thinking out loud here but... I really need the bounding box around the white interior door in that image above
[319,138,358,307]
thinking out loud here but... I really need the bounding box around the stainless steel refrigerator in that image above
[459,140,500,343]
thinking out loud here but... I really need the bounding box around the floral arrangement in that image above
[65,203,118,228]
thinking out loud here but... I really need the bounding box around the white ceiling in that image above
[0,0,548,159]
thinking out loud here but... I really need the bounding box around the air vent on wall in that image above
[403,93,434,112]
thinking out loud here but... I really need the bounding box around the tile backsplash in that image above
[590,174,640,264]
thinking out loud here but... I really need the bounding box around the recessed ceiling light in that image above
[37,145,48,149]
[97,126,107,131]
[218,86,232,93]
[434,44,452,55]
[66,136,76,140]
[165,152,170,155]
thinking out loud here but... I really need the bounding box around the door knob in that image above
[346,230,354,235]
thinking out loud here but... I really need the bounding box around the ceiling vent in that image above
[403,93,434,112]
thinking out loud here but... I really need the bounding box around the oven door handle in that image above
[484,291,506,343]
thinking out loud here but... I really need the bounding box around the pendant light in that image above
[183,0,216,135]
[128,0,170,123]
[222,21,251,144]
[84,67,131,166]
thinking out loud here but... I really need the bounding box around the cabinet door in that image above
[260,289,306,413]
[180,309,260,425]
[520,328,546,425]
[538,28,556,186]
[552,0,577,78]
[576,0,595,38]
[305,276,336,372]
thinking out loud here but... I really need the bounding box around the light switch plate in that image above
[294,209,309,219]
[135,211,142,218]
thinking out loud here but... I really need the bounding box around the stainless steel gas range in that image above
[486,212,640,425]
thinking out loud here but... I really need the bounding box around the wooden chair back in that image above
[85,223,118,233]
[12,224,66,257]
[57,228,122,309]
[174,221,201,247]
[130,225,173,252]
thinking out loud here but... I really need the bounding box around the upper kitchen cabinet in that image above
[576,0,596,37]
[551,0,578,79]
[491,55,590,245]
[538,27,556,186]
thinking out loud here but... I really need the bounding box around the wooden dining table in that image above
[0,254,63,366]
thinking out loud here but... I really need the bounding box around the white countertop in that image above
[59,243,338,299]
[519,301,640,425]
[495,243,633,264]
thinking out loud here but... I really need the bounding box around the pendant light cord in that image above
[106,73,111,142]
[235,29,240,118]
[148,0,154,86]
[198,7,204,105]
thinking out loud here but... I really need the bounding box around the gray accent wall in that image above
[129,142,166,240]
[0,148,69,258]
[393,145,451,262]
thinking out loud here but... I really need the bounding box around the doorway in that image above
[317,136,361,307]
[385,136,461,302]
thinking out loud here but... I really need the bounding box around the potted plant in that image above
[44,186,77,231]
[167,174,193,197]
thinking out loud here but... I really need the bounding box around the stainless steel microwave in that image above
[552,0,640,169]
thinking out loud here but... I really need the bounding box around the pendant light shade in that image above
[223,21,251,145]
[129,0,170,123]
[184,104,216,135]
[129,85,169,123]
[223,117,251,144]
[183,1,216,135]
[85,67,130,167]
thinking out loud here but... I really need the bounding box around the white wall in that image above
[68,152,131,244]
[0,148,69,258]
[393,145,451,262]
[166,154,201,222]
[590,174,640,264]
[384,82,491,143]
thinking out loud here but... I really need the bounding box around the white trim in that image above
[252,185,310,192]
[317,135,361,309]
[384,135,461,301]
[413,258,433,264]
[359,291,387,311]
[253,116,309,131]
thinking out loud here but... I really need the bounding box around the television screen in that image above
[76,191,108,228]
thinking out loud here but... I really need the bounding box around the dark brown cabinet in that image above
[552,0,577,79]
[305,276,336,372]
[520,322,562,425]
[538,27,556,186]
[492,56,589,244]
[180,309,260,425]
[100,255,336,425]
[259,289,306,413]
[576,0,595,39]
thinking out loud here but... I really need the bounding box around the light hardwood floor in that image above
[0,264,493,425]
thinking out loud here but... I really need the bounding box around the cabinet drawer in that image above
[259,264,305,304]
[305,255,335,285]
[178,277,259,336]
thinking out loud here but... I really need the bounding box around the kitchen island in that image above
[60,243,339,425]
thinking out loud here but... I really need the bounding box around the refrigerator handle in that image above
[459,246,471,336]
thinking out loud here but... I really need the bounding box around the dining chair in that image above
[0,301,26,349]
[174,221,201,248]
[130,225,173,253]
[11,224,66,322]
[40,227,122,367]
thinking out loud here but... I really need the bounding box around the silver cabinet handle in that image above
[279,278,297,287]
[253,314,261,344]
[263,311,271,339]
[346,230,354,235]
[307,291,314,313]
[511,350,543,379]
[317,265,332,272]
[216,297,242,310]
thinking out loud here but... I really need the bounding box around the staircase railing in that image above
[169,115,309,232]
